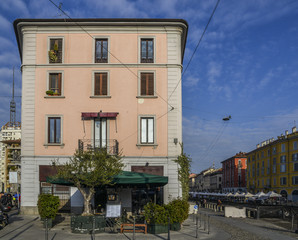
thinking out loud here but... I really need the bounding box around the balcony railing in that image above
[78,139,119,155]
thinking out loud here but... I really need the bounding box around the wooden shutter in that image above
[94,73,107,95]
[141,73,146,95]
[57,39,62,63]
[58,73,62,95]
[141,73,154,96]
[102,73,107,95]
[148,73,154,95]
[94,73,100,95]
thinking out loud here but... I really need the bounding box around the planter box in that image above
[170,222,181,231]
[71,215,105,234]
[147,223,168,234]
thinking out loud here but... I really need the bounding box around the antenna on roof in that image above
[222,115,231,121]
[9,67,16,127]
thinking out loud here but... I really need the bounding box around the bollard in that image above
[92,216,95,240]
[208,215,210,234]
[45,218,48,240]
[199,212,202,228]
[204,214,206,231]
[195,214,198,239]
[193,210,195,222]
[133,216,135,240]
[168,216,171,240]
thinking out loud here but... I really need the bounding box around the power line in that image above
[168,0,221,101]
[48,0,173,109]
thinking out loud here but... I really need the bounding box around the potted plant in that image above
[167,199,189,231]
[37,194,60,229]
[46,90,54,96]
[144,202,169,234]
[48,50,58,63]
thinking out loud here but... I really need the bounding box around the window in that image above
[293,153,298,162]
[267,149,270,157]
[294,163,298,171]
[261,151,264,158]
[267,159,270,174]
[48,73,62,95]
[141,39,154,63]
[49,38,63,63]
[48,117,61,144]
[140,117,154,144]
[280,177,287,185]
[280,164,286,173]
[281,143,285,152]
[94,72,108,96]
[140,72,154,96]
[272,147,276,155]
[294,141,298,150]
[273,178,276,185]
[280,155,286,163]
[95,39,108,63]
[293,176,298,185]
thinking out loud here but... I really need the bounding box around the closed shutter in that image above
[94,73,108,95]
[102,73,108,95]
[94,73,100,95]
[141,73,154,96]
[58,73,62,95]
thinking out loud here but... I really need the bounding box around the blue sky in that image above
[0,0,298,173]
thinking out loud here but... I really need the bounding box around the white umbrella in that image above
[245,192,255,198]
[265,191,282,198]
[255,191,266,198]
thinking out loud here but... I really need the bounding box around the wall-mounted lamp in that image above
[174,138,178,145]
[145,162,149,167]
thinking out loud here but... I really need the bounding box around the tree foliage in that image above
[53,149,124,215]
[174,143,192,201]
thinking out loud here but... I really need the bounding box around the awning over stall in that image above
[46,171,168,187]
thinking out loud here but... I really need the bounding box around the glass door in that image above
[94,118,107,148]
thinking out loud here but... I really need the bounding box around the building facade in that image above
[194,167,222,192]
[246,127,298,201]
[14,18,188,214]
[0,122,21,192]
[221,152,247,193]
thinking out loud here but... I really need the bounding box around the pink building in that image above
[14,18,188,214]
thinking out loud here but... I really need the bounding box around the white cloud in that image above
[184,75,200,87]
[1,0,29,16]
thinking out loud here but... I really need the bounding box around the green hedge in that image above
[37,194,60,220]
[144,199,189,225]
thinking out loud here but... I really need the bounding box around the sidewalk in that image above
[0,212,228,240]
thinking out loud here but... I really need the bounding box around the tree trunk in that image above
[78,186,95,216]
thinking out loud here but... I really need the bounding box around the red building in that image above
[221,152,247,192]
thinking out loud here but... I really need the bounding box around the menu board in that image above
[106,204,121,218]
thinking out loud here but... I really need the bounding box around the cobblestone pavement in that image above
[0,208,297,239]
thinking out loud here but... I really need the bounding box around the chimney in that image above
[293,126,297,133]
[285,130,288,137]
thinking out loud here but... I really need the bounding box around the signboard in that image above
[106,204,121,218]
[9,172,18,184]
[194,205,198,210]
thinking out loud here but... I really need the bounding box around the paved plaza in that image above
[0,208,297,239]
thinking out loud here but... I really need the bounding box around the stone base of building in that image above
[21,206,39,215]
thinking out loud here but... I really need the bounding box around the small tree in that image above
[174,143,192,201]
[53,149,124,216]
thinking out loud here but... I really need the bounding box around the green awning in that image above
[112,171,168,186]
[46,171,168,187]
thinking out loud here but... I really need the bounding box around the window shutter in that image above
[141,73,146,95]
[102,73,108,95]
[57,39,62,63]
[94,73,100,95]
[58,73,62,95]
[148,73,154,95]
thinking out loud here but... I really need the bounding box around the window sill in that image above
[44,143,65,148]
[136,96,158,99]
[136,144,158,149]
[44,96,65,98]
[90,96,111,98]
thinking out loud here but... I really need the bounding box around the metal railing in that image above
[78,139,119,155]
